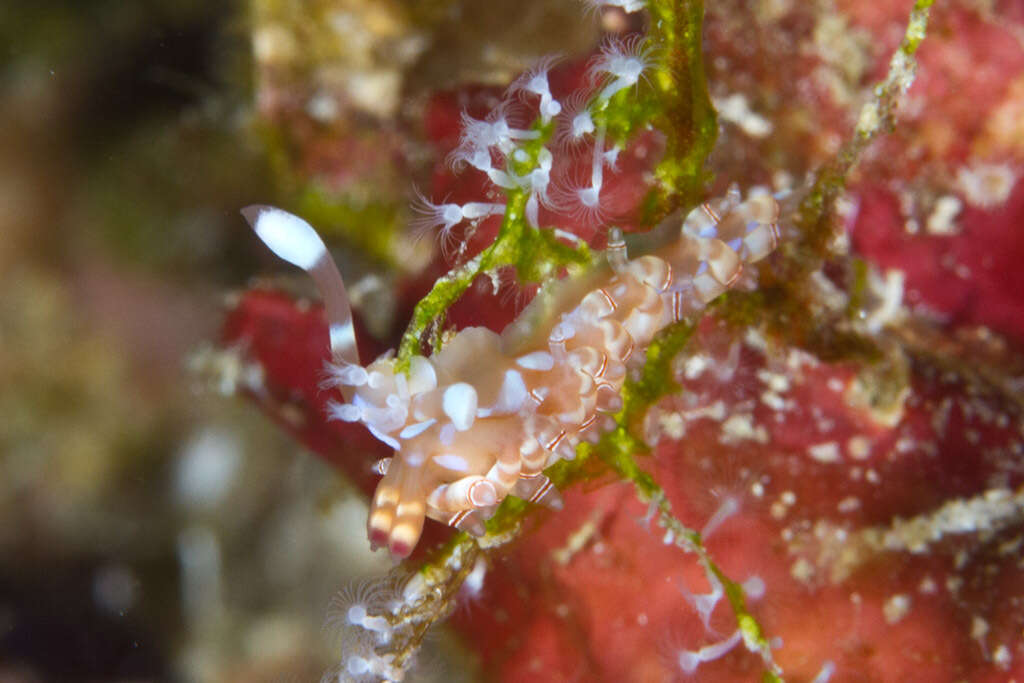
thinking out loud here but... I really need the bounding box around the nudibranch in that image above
[242,186,781,558]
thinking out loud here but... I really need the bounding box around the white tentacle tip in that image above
[241,205,327,271]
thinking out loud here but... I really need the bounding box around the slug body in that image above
[242,186,781,558]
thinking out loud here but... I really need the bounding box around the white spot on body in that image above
[439,423,456,446]
[516,351,555,371]
[443,383,478,431]
[433,453,470,472]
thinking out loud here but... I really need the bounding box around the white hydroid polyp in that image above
[241,205,326,271]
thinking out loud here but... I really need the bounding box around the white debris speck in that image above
[721,413,769,444]
[954,549,969,570]
[835,194,858,224]
[174,428,243,509]
[926,195,962,235]
[714,93,773,138]
[883,594,911,624]
[971,615,988,641]
[772,491,796,519]
[993,644,1011,670]
[659,412,686,440]
[998,535,1023,556]
[847,435,872,461]
[855,101,880,135]
[687,400,728,422]
[918,576,937,594]
[684,355,710,379]
[92,564,139,615]
[757,369,791,393]
[744,328,769,350]
[864,269,905,333]
[307,92,339,122]
[337,69,401,118]
[837,496,861,513]
[790,557,814,583]
[808,441,842,464]
[786,347,819,372]
[957,162,1017,209]
[773,169,794,193]
[253,24,298,65]
[761,391,788,412]
[811,660,836,683]
[895,437,916,453]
